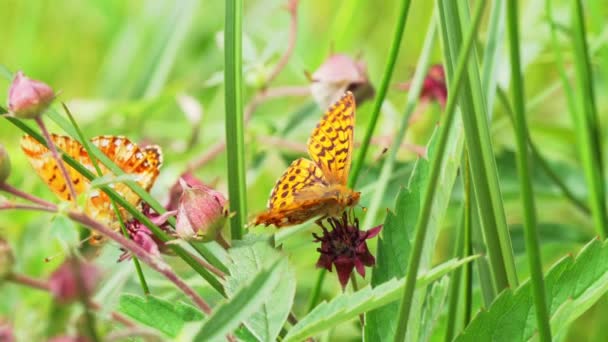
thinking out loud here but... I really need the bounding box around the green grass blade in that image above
[505,1,551,339]
[569,0,607,237]
[348,0,413,188]
[224,0,247,240]
[392,1,487,340]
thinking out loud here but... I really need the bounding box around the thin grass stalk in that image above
[63,104,150,295]
[462,153,473,325]
[363,18,437,231]
[392,1,487,340]
[495,87,591,215]
[224,0,247,240]
[438,0,518,291]
[3,115,226,296]
[570,0,607,237]
[443,207,466,342]
[480,0,505,115]
[348,0,413,188]
[505,1,551,340]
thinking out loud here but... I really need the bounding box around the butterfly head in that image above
[337,188,360,208]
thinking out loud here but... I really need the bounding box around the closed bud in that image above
[0,144,9,184]
[7,71,55,119]
[309,54,374,109]
[48,258,99,305]
[0,238,14,281]
[175,179,228,242]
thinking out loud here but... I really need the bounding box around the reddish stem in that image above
[0,182,55,208]
[34,117,78,203]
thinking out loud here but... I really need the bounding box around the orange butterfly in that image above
[21,134,162,243]
[254,91,360,227]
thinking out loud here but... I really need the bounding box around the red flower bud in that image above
[48,258,99,304]
[398,64,447,107]
[0,320,14,342]
[309,54,374,109]
[175,179,228,242]
[0,144,10,184]
[7,71,55,119]
[0,238,14,281]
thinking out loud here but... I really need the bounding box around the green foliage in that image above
[224,236,295,342]
[457,238,608,341]
[285,256,477,342]
[118,294,203,338]
[194,258,282,341]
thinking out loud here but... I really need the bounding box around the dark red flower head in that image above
[398,64,447,107]
[48,258,99,305]
[118,204,176,262]
[313,213,382,289]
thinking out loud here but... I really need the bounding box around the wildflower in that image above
[313,212,382,289]
[0,238,14,281]
[175,178,228,242]
[398,64,447,107]
[0,144,10,184]
[309,54,374,109]
[166,172,208,211]
[48,258,99,304]
[118,204,176,262]
[6,71,55,119]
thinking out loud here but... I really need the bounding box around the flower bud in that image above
[175,179,228,242]
[7,71,55,119]
[0,320,14,342]
[309,54,374,109]
[0,238,14,281]
[0,144,10,184]
[48,258,99,304]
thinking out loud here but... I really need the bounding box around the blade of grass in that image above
[348,0,413,188]
[444,206,466,342]
[63,104,150,295]
[438,0,518,291]
[3,115,225,296]
[480,0,505,115]
[569,0,607,237]
[392,1,487,340]
[505,1,551,339]
[224,0,247,240]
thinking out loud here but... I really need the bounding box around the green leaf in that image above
[456,238,608,341]
[48,214,79,246]
[418,276,449,342]
[284,256,478,342]
[195,259,282,341]
[224,237,296,342]
[118,294,204,338]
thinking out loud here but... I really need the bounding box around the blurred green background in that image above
[0,0,607,340]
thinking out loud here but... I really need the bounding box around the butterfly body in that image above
[21,134,162,243]
[254,92,359,227]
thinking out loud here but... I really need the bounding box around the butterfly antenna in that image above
[357,147,389,184]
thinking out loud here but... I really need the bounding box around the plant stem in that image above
[224,0,247,240]
[348,0,413,188]
[34,116,78,203]
[506,1,551,339]
[392,1,486,340]
[306,269,326,312]
[69,255,100,342]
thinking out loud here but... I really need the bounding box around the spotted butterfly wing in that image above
[21,134,162,241]
[307,92,355,185]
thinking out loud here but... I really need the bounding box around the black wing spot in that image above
[289,175,296,181]
[281,191,289,198]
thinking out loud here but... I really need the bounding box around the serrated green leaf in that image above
[419,276,450,342]
[118,294,204,338]
[195,259,282,341]
[456,238,608,341]
[284,256,477,342]
[225,237,296,342]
